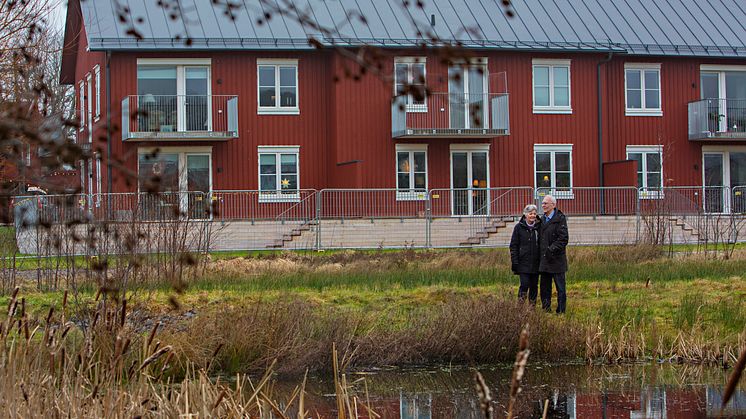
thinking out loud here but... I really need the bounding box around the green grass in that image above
[0,227,16,256]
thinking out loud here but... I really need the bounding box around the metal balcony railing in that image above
[392,92,510,138]
[688,98,746,140]
[122,95,238,141]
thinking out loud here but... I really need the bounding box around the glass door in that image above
[730,152,746,213]
[448,65,487,130]
[703,153,725,213]
[451,150,489,215]
[700,72,723,133]
[185,154,211,219]
[184,67,210,132]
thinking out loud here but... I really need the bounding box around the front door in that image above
[703,151,746,213]
[451,150,489,215]
[186,154,211,218]
[703,152,726,213]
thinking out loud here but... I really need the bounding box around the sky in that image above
[48,0,68,32]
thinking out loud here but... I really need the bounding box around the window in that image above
[394,57,427,112]
[94,65,101,120]
[625,64,661,116]
[395,144,427,200]
[534,144,573,197]
[532,59,571,113]
[258,146,299,201]
[86,73,92,136]
[627,146,663,197]
[79,80,85,131]
[257,59,298,114]
[136,59,211,132]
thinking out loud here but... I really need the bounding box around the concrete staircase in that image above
[459,217,511,246]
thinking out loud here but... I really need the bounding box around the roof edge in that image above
[59,0,83,85]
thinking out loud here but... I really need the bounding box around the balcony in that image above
[688,98,746,140]
[122,95,238,141]
[392,93,510,139]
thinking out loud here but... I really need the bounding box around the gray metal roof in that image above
[79,0,746,57]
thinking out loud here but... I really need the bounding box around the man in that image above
[539,194,569,313]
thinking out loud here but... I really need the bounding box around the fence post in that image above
[425,192,432,248]
[635,187,641,244]
[315,190,322,251]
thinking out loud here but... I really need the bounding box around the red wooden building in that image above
[60,0,746,218]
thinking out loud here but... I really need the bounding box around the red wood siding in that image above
[69,28,746,194]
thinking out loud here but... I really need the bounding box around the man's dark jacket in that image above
[509,216,541,274]
[539,209,569,273]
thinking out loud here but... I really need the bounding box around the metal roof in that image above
[79,0,746,57]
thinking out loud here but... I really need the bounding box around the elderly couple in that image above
[509,195,569,314]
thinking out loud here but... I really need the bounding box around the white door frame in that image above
[448,60,489,130]
[449,144,491,216]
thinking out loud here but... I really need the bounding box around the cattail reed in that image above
[507,324,530,419]
[473,370,493,419]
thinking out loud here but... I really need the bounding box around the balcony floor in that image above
[125,131,237,141]
[689,131,746,141]
[393,128,509,139]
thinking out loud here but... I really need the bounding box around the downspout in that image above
[106,51,112,219]
[597,52,613,214]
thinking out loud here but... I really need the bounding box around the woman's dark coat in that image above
[509,216,541,274]
[538,209,569,273]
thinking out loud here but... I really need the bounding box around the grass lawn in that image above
[4,247,744,357]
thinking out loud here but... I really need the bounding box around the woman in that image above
[509,204,541,305]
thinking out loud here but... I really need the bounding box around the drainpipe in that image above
[597,52,613,215]
[106,51,112,219]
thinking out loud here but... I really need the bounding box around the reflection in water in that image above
[272,364,746,418]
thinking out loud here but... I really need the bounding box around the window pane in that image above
[397,152,410,173]
[626,70,641,89]
[281,174,297,190]
[553,66,569,87]
[554,86,569,107]
[280,154,297,174]
[555,152,570,172]
[137,65,177,96]
[259,87,276,107]
[279,87,297,107]
[645,89,660,109]
[647,172,661,188]
[259,154,276,174]
[412,63,425,83]
[258,66,275,86]
[414,173,426,189]
[260,174,276,191]
[536,152,551,171]
[279,66,296,87]
[139,153,179,192]
[556,173,571,188]
[628,153,642,166]
[395,64,408,85]
[627,89,642,108]
[646,153,661,172]
[398,173,410,189]
[536,172,551,188]
[534,86,550,107]
[731,152,746,186]
[533,66,549,86]
[395,83,406,97]
[644,70,659,89]
[413,152,426,172]
[637,173,643,188]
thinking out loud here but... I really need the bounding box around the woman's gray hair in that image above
[523,204,538,215]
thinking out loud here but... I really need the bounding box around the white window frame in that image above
[394,57,427,113]
[86,73,93,142]
[624,63,662,116]
[534,144,574,199]
[136,59,213,132]
[626,145,663,199]
[257,146,300,202]
[395,144,428,201]
[24,143,31,166]
[136,146,214,193]
[79,80,85,132]
[94,65,101,121]
[532,59,572,114]
[257,59,299,115]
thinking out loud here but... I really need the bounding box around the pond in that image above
[274,363,746,418]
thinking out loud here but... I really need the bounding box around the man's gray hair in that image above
[523,204,538,215]
[543,194,557,205]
